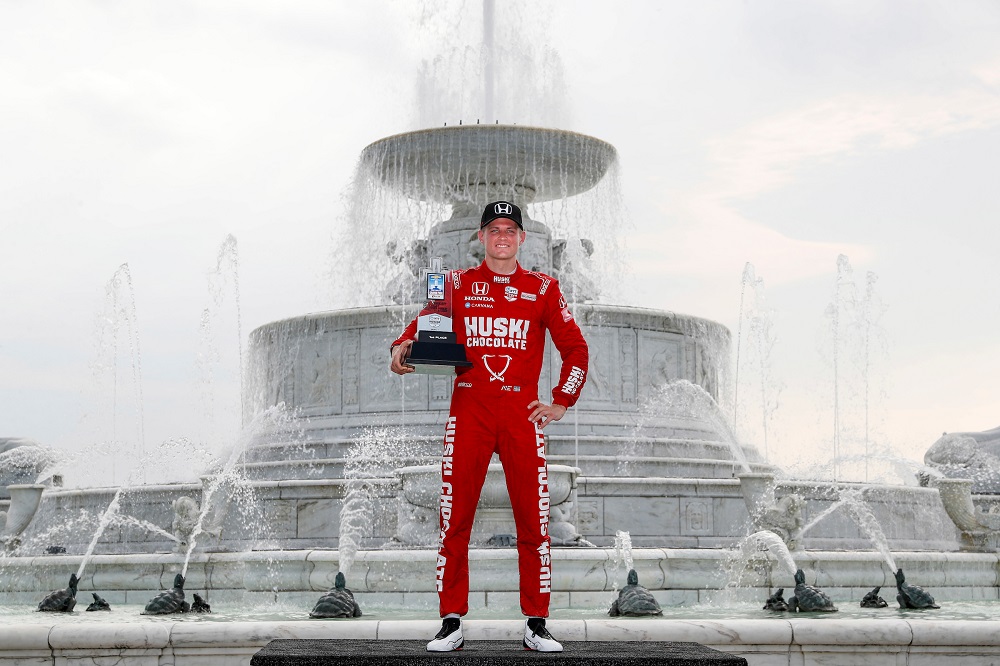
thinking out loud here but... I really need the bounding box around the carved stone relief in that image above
[638,331,685,392]
[620,329,637,405]
[681,498,713,535]
[576,326,615,409]
[343,333,360,412]
[695,343,719,401]
[574,497,602,536]
[295,332,342,415]
[430,375,451,409]
[361,329,411,412]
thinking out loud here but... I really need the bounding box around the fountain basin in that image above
[14,476,959,554]
[361,125,617,205]
[244,303,750,477]
[4,548,998,607]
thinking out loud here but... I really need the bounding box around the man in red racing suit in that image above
[390,201,588,653]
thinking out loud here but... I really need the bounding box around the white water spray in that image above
[741,530,798,578]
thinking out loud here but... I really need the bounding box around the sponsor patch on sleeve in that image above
[561,366,585,395]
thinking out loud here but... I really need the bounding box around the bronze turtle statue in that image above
[787,569,837,612]
[763,588,789,612]
[895,568,939,609]
[860,586,888,608]
[85,592,111,611]
[37,573,79,612]
[142,573,190,615]
[310,572,362,618]
[191,593,211,613]
[608,569,662,617]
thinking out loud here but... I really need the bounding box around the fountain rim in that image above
[31,474,947,499]
[248,302,731,342]
[361,123,618,159]
[358,123,619,205]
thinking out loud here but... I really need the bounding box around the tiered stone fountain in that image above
[3,125,1000,666]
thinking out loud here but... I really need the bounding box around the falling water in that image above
[610,530,634,591]
[820,255,889,482]
[859,271,887,483]
[839,488,897,572]
[75,487,126,579]
[332,0,626,313]
[482,0,495,122]
[179,405,286,577]
[339,427,414,574]
[862,273,873,483]
[211,235,244,398]
[0,445,59,486]
[621,378,752,477]
[798,500,848,538]
[112,514,181,544]
[741,530,798,578]
[732,263,780,461]
[333,126,624,311]
[645,381,752,474]
[89,263,147,484]
[733,263,751,427]
[825,255,854,481]
[71,434,224,579]
[199,235,245,443]
[795,485,904,570]
[337,484,373,577]
[414,0,568,129]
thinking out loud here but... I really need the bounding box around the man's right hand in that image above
[390,339,415,375]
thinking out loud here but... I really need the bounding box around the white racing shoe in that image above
[523,617,563,652]
[427,617,464,652]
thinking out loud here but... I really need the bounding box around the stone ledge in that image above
[249,639,748,666]
[8,619,1000,666]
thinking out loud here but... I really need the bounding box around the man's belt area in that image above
[455,380,527,394]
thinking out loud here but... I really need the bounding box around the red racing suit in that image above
[392,261,589,617]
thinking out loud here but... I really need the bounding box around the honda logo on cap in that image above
[495,202,512,216]
[472,282,489,295]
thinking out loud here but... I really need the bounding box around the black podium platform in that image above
[251,640,748,666]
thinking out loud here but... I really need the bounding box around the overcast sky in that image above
[2,0,998,486]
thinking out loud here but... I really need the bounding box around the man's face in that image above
[478,218,525,262]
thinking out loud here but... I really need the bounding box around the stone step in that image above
[237,454,777,482]
[247,411,736,454]
[242,436,761,466]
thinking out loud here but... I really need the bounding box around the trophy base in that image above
[407,360,467,376]
[407,341,473,376]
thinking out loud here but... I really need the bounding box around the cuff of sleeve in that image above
[552,395,573,409]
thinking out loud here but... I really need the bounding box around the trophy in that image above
[406,258,472,375]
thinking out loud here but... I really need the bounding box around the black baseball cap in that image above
[480,201,523,229]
